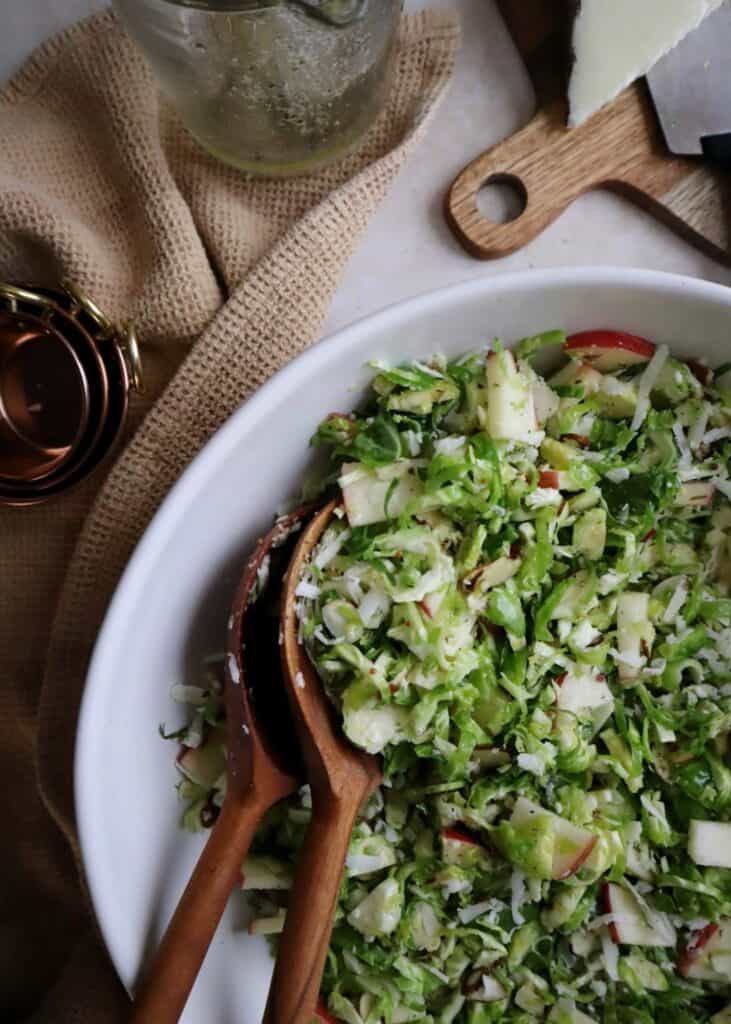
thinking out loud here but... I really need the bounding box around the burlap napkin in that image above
[0,9,458,1020]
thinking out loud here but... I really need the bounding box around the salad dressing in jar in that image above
[113,0,401,175]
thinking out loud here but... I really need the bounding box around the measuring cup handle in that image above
[130,789,265,1024]
[263,782,370,1024]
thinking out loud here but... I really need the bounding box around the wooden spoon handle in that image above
[130,789,266,1024]
[263,784,369,1024]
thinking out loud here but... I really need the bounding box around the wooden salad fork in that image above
[130,507,312,1024]
[264,500,383,1024]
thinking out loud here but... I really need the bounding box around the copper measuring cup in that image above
[0,311,90,482]
[0,281,142,507]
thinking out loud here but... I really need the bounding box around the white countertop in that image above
[5,0,731,338]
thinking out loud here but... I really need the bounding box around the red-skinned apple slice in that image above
[623,821,655,882]
[555,669,614,717]
[466,973,507,1003]
[248,908,286,936]
[511,797,596,880]
[240,854,293,891]
[552,816,598,880]
[442,826,480,846]
[678,920,731,982]
[677,918,731,981]
[485,349,537,443]
[463,557,521,596]
[689,820,731,868]
[539,469,560,489]
[176,727,227,787]
[339,461,421,527]
[677,481,716,508]
[441,827,487,867]
[313,1001,339,1024]
[419,588,446,619]
[677,922,721,977]
[549,361,603,395]
[564,330,655,371]
[532,378,560,425]
[603,882,676,947]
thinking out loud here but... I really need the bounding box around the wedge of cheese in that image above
[568,0,725,127]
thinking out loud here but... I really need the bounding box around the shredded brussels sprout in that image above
[172,330,731,1023]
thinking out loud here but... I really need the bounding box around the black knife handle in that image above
[702,132,731,171]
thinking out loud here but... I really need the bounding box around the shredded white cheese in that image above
[605,467,630,483]
[510,870,526,926]
[414,360,444,379]
[458,900,494,925]
[599,571,625,594]
[525,487,562,510]
[403,430,421,456]
[227,653,240,685]
[434,435,467,455]
[295,579,321,599]
[673,422,692,465]
[600,927,619,981]
[609,648,646,670]
[631,344,668,432]
[314,528,352,569]
[591,980,607,1000]
[517,753,546,776]
[571,621,600,649]
[313,626,339,647]
[358,586,390,628]
[702,427,731,446]
[689,401,711,450]
[662,578,688,624]
[713,477,731,500]
[442,877,472,896]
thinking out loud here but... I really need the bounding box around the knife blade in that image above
[646,0,731,166]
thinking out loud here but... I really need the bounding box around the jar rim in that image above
[154,0,279,9]
[152,0,367,24]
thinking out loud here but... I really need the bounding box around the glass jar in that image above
[113,0,401,176]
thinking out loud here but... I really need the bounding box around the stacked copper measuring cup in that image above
[0,280,142,507]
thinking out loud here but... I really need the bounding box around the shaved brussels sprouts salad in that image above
[170,329,731,1024]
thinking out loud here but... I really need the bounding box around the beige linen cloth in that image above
[0,9,458,1020]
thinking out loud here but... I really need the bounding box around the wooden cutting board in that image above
[445,0,731,264]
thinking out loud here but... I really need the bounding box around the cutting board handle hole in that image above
[476,174,527,224]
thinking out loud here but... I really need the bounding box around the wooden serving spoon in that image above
[131,507,311,1024]
[264,500,383,1024]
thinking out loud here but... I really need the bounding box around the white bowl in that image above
[76,267,731,1023]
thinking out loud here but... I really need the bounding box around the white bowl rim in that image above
[75,264,731,987]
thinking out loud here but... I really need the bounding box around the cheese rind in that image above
[568,0,725,127]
